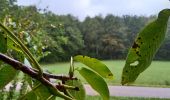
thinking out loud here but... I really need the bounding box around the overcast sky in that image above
[17,0,170,21]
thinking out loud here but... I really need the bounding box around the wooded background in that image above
[1,0,170,63]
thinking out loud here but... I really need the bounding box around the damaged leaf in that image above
[121,9,170,85]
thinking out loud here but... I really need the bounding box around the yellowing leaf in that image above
[74,55,114,79]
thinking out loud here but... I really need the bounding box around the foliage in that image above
[39,13,84,62]
[79,15,155,60]
[1,0,170,61]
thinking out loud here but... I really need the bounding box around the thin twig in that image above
[31,68,77,81]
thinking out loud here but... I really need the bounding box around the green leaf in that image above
[0,65,18,89]
[0,31,7,53]
[34,82,54,100]
[19,90,37,100]
[121,9,170,85]
[74,55,114,79]
[78,67,109,100]
[65,79,86,100]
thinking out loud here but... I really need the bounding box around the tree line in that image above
[1,0,170,63]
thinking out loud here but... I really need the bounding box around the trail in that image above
[84,84,170,98]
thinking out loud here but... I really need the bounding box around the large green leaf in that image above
[65,79,86,100]
[121,9,170,85]
[78,67,109,100]
[74,55,114,79]
[0,65,18,89]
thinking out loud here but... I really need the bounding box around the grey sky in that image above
[17,0,170,21]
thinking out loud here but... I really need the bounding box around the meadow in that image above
[42,60,170,87]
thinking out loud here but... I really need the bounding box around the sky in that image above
[17,0,170,21]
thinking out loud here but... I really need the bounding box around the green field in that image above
[42,60,170,87]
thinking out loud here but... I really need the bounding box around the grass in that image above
[41,60,170,87]
[55,96,169,100]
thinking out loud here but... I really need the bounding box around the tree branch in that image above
[31,68,77,81]
[0,53,74,100]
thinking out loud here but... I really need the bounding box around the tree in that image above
[40,13,84,62]
[80,16,105,58]
[100,34,125,59]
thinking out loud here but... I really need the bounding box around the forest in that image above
[1,0,170,63]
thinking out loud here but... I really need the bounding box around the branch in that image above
[56,84,79,92]
[0,53,74,100]
[31,68,77,81]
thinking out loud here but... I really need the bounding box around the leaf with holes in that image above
[121,9,170,85]
[78,67,109,100]
[74,55,114,79]
[7,37,22,52]
[65,79,86,100]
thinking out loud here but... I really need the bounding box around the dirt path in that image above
[84,84,170,98]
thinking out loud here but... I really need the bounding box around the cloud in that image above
[17,0,170,21]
